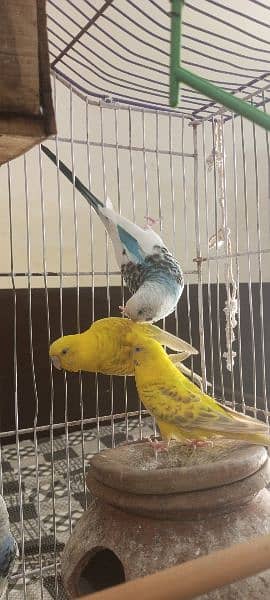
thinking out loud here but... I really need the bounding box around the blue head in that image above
[124,277,180,322]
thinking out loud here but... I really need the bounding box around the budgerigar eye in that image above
[62,349,68,355]
[135,346,142,352]
[138,310,143,316]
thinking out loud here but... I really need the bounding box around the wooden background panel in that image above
[0,0,40,114]
[0,115,47,163]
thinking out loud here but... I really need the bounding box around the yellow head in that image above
[49,333,85,372]
[126,332,174,381]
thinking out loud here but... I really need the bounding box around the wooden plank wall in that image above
[0,0,40,114]
[0,0,56,164]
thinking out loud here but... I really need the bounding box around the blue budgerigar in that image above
[41,145,184,323]
[0,495,17,598]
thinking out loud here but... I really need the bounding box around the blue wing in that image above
[0,534,17,578]
[117,224,146,264]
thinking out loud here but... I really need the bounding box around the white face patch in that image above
[136,310,152,322]
[125,287,158,322]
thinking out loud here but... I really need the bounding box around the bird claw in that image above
[147,437,169,454]
[119,305,129,318]
[184,439,213,449]
[144,216,160,229]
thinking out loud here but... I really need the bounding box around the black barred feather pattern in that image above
[121,246,184,294]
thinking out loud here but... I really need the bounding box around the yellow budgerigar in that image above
[130,332,270,448]
[49,317,201,382]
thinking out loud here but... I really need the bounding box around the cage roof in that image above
[47,0,270,119]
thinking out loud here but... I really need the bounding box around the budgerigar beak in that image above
[51,356,62,370]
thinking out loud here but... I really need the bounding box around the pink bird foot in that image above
[119,305,128,317]
[184,439,214,449]
[147,437,169,454]
[144,216,161,229]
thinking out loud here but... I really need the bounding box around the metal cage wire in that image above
[46,0,270,117]
[1,72,270,598]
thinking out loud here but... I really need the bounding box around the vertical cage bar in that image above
[23,154,44,598]
[142,110,149,219]
[220,119,236,407]
[193,124,207,390]
[169,114,177,258]
[7,161,27,597]
[54,74,71,575]
[109,106,121,447]
[231,116,245,412]
[169,114,179,337]
[155,112,163,233]
[124,107,137,439]
[139,108,153,438]
[62,84,76,531]
[69,85,87,508]
[240,117,257,412]
[86,98,95,322]
[151,111,162,438]
[201,121,215,394]
[38,144,59,582]
[114,108,130,441]
[252,115,268,421]
[211,117,225,402]
[100,106,114,447]
[114,108,121,213]
[128,107,136,223]
[181,116,194,377]
[86,98,100,458]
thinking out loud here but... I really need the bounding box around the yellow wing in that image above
[140,381,270,444]
[140,323,198,357]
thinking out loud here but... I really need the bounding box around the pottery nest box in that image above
[0,0,56,165]
[62,440,270,599]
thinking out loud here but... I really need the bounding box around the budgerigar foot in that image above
[147,437,169,454]
[184,439,214,449]
[119,305,128,317]
[144,216,160,229]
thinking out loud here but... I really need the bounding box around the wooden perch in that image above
[78,532,270,600]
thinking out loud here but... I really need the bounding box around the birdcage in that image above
[1,1,270,599]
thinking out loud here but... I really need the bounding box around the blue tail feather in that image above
[41,145,104,212]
